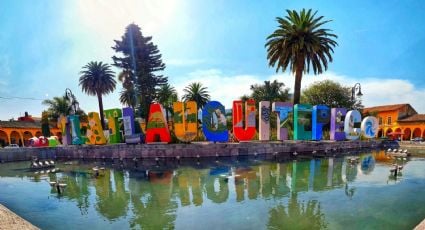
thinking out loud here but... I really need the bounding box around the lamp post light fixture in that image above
[351,83,363,101]
[65,88,79,115]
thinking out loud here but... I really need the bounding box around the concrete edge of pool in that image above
[0,204,39,230]
[0,140,387,162]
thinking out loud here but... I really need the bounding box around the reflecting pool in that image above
[0,150,424,229]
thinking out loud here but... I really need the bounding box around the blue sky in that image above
[1,0,425,120]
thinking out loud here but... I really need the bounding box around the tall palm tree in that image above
[79,61,116,130]
[156,83,178,122]
[182,82,210,109]
[265,9,337,104]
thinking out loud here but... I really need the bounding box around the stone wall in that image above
[0,140,381,162]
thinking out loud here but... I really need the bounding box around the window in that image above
[387,116,392,125]
[379,117,383,125]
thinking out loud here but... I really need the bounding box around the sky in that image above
[0,0,425,120]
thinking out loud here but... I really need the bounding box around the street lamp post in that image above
[65,88,79,115]
[351,83,363,101]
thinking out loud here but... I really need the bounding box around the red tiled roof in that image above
[0,121,56,129]
[362,104,410,114]
[398,114,425,122]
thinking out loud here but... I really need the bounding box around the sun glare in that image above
[76,0,180,39]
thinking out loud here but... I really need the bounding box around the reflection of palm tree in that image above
[95,170,130,220]
[344,183,355,199]
[267,193,327,229]
[128,170,177,229]
[62,173,90,215]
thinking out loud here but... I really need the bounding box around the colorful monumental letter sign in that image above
[312,105,330,140]
[361,116,379,138]
[57,97,379,146]
[173,101,198,142]
[202,101,228,142]
[145,103,171,143]
[104,108,122,144]
[344,110,362,140]
[259,101,271,141]
[122,107,143,144]
[293,104,313,140]
[232,99,256,141]
[272,102,293,140]
[68,115,84,145]
[86,112,107,145]
[330,108,347,141]
[57,115,71,145]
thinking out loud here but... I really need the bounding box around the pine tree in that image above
[112,23,167,119]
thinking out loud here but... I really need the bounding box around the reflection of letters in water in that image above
[123,116,131,134]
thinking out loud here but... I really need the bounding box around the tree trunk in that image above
[97,93,106,130]
[293,56,305,105]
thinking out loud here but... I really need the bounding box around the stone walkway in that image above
[0,204,39,230]
[415,219,425,230]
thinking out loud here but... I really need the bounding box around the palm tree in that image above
[182,82,210,109]
[79,61,116,130]
[156,83,178,122]
[118,70,137,109]
[42,95,88,122]
[250,80,290,103]
[265,9,337,105]
[42,96,72,120]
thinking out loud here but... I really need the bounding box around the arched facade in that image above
[377,129,383,138]
[0,130,8,147]
[403,128,411,140]
[22,131,33,147]
[363,104,425,140]
[10,131,22,146]
[412,128,422,138]
[0,120,60,147]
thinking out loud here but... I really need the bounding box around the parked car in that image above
[4,144,19,148]
[412,137,424,142]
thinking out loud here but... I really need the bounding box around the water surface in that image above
[0,150,424,229]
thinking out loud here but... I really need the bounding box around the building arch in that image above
[377,129,383,138]
[412,128,422,139]
[22,131,33,147]
[0,130,8,147]
[385,128,393,137]
[403,128,411,140]
[35,131,42,137]
[10,130,23,146]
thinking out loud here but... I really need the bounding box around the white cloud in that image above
[171,69,263,109]
[172,69,425,114]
